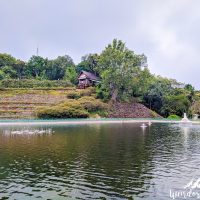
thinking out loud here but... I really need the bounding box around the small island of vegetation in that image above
[0,39,200,119]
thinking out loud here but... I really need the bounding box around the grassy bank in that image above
[0,87,108,119]
[0,87,162,119]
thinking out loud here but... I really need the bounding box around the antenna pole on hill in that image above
[36,45,39,56]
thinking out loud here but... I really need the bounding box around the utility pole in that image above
[36,45,39,56]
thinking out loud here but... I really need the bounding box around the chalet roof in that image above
[78,70,100,81]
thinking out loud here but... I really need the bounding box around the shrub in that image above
[95,110,109,117]
[37,101,89,118]
[96,84,110,101]
[167,114,181,120]
[59,101,81,108]
[0,79,73,88]
[36,96,108,119]
[79,87,95,97]
[78,96,108,112]
[150,110,158,118]
[67,91,81,99]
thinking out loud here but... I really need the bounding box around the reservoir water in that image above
[0,122,200,200]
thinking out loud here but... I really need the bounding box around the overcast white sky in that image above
[1,0,200,88]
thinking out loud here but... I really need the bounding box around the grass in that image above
[0,87,107,119]
[0,105,41,109]
[0,87,94,98]
[0,115,34,119]
[0,87,75,91]
[0,110,24,113]
[0,88,75,97]
[0,101,53,105]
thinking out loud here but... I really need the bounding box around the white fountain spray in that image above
[180,113,192,124]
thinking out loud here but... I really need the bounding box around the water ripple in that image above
[0,123,200,199]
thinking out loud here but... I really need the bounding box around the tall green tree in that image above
[1,66,17,78]
[26,56,48,78]
[143,77,181,115]
[46,55,74,80]
[161,94,191,117]
[0,53,16,68]
[97,39,141,102]
[64,66,78,84]
[184,84,195,103]
[76,54,99,74]
[13,60,26,79]
[132,67,154,97]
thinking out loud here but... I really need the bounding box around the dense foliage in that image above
[93,39,199,118]
[0,53,77,82]
[1,39,199,118]
[167,114,181,120]
[37,101,89,118]
[37,97,108,119]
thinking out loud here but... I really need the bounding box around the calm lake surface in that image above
[1,122,200,200]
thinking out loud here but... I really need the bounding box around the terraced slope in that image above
[0,89,75,119]
[0,88,161,119]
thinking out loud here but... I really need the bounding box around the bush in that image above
[95,110,109,117]
[150,110,159,118]
[67,91,81,99]
[78,96,108,112]
[79,87,95,97]
[167,114,181,120]
[0,79,73,88]
[37,95,108,119]
[37,101,89,118]
[96,85,110,101]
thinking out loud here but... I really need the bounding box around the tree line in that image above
[0,39,199,118]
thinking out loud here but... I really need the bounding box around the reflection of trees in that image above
[0,124,156,199]
[80,124,155,199]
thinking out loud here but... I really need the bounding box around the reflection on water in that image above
[0,123,200,199]
[3,127,53,135]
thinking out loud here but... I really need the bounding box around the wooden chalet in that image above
[78,70,100,89]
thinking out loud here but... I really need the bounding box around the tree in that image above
[132,67,155,97]
[26,56,48,78]
[161,94,190,117]
[46,55,74,80]
[139,53,148,68]
[76,54,99,74]
[13,60,26,79]
[1,66,17,78]
[144,85,163,111]
[97,39,141,102]
[64,66,78,84]
[0,70,6,80]
[184,84,194,92]
[184,84,195,103]
[142,76,179,115]
[0,53,16,68]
